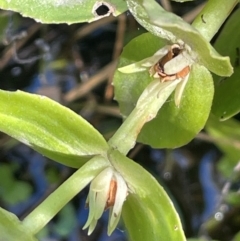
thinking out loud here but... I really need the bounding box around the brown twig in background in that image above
[0,23,41,70]
[63,60,118,103]
[96,105,120,118]
[129,143,144,159]
[197,132,240,150]
[182,2,206,23]
[160,0,172,12]
[104,13,126,102]
[74,15,116,41]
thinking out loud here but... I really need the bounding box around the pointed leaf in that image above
[0,207,37,241]
[212,8,240,120]
[126,0,232,76]
[108,149,186,241]
[0,90,108,168]
[0,0,127,24]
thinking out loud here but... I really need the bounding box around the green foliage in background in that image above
[212,8,240,120]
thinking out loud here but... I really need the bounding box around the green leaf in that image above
[0,164,32,205]
[126,0,232,77]
[212,8,240,120]
[206,116,240,162]
[0,0,127,24]
[206,115,240,176]
[0,207,37,241]
[108,149,186,241]
[0,90,108,168]
[217,156,238,178]
[225,192,240,206]
[187,239,218,241]
[52,203,77,237]
[114,32,214,148]
[233,231,240,241]
[0,13,8,42]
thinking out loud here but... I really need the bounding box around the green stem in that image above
[22,71,179,236]
[192,0,238,41]
[108,80,180,155]
[21,156,108,235]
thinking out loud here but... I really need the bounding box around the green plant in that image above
[0,0,239,240]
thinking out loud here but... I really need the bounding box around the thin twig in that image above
[0,23,41,70]
[128,144,144,159]
[96,105,121,117]
[105,13,126,101]
[74,15,116,40]
[160,0,172,12]
[63,60,118,103]
[182,2,206,23]
[197,132,240,149]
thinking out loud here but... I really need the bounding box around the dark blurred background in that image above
[0,0,240,240]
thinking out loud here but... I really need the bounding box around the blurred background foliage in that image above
[0,0,240,240]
